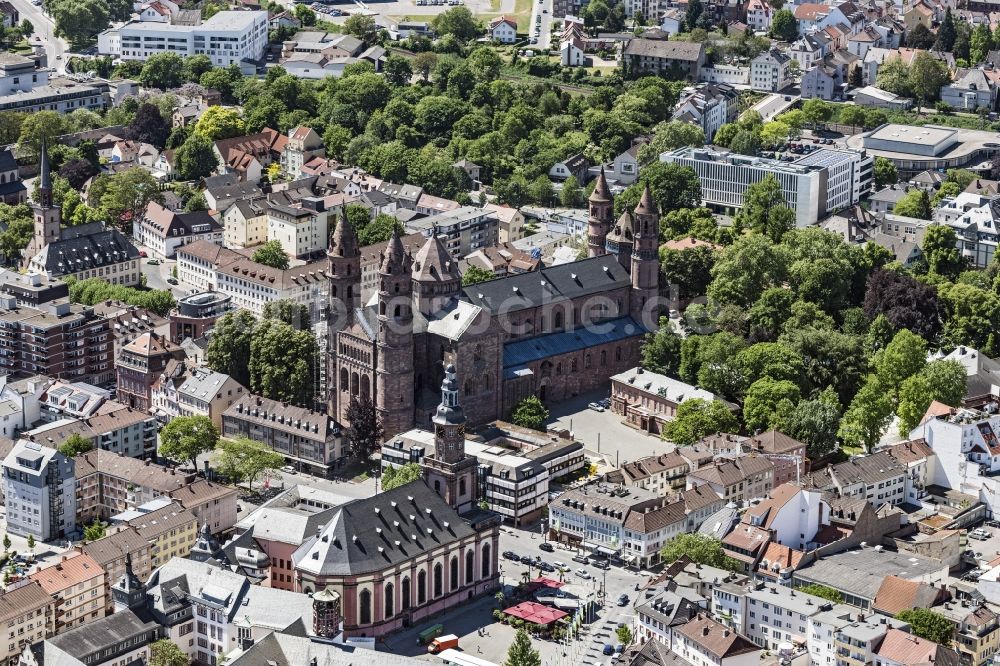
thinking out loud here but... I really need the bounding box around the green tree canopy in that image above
[251,240,290,270]
[381,462,423,491]
[215,437,285,488]
[504,628,541,666]
[150,639,190,666]
[659,533,740,570]
[799,584,844,603]
[641,318,682,377]
[873,157,898,188]
[159,415,220,470]
[897,360,967,435]
[462,265,496,286]
[661,399,738,445]
[57,433,94,458]
[895,608,955,645]
[511,396,549,431]
[346,395,383,461]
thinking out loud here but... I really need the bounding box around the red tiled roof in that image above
[504,601,568,625]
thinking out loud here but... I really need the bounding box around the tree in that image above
[345,395,383,461]
[786,391,841,458]
[560,176,583,208]
[729,129,761,156]
[873,157,898,187]
[249,319,317,406]
[384,54,413,86]
[344,14,378,41]
[174,134,219,181]
[128,103,170,148]
[462,265,495,286]
[907,22,935,49]
[83,520,107,542]
[26,534,34,553]
[139,52,185,90]
[51,0,109,44]
[743,377,800,432]
[936,8,956,51]
[99,168,164,229]
[875,56,912,99]
[504,629,541,666]
[60,158,99,190]
[838,375,893,451]
[150,639,190,666]
[251,240,290,270]
[863,269,942,340]
[922,224,963,279]
[770,9,797,41]
[685,0,702,28]
[2,533,8,553]
[613,163,701,219]
[381,462,423,491]
[938,282,1000,350]
[736,175,795,243]
[194,106,247,141]
[909,52,950,112]
[57,433,93,458]
[759,121,791,149]
[0,204,35,263]
[639,120,705,163]
[616,625,633,646]
[897,360,967,434]
[709,234,789,307]
[214,437,285,488]
[511,396,549,431]
[971,22,994,65]
[263,299,311,330]
[747,288,794,342]
[802,99,832,129]
[358,215,404,245]
[159,415,220,470]
[661,399,739,445]
[17,111,67,161]
[431,6,480,41]
[799,584,844,603]
[895,609,955,645]
[659,533,739,570]
[875,328,927,389]
[892,189,932,220]
[641,318,682,377]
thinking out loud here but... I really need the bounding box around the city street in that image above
[6,0,67,71]
[531,0,553,50]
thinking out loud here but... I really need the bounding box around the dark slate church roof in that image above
[503,316,646,371]
[293,480,478,577]
[461,254,630,313]
[34,222,140,276]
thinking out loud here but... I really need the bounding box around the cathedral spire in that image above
[635,182,655,216]
[329,214,359,258]
[589,166,611,203]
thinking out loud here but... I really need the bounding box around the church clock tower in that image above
[422,364,478,514]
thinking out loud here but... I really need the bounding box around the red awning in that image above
[503,601,569,626]
[529,577,564,589]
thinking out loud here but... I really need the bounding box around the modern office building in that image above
[2,440,76,540]
[99,11,269,67]
[0,54,109,114]
[168,291,231,343]
[661,147,870,225]
[404,207,500,257]
[848,123,1000,176]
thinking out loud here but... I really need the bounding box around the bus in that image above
[437,649,500,666]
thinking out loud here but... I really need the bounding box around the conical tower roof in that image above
[39,136,51,193]
[607,210,635,242]
[413,235,460,282]
[635,183,657,216]
[379,228,408,274]
[589,166,611,203]
[330,215,359,257]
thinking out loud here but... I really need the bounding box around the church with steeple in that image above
[23,138,60,266]
[327,170,660,441]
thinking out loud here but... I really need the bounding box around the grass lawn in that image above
[476,0,533,28]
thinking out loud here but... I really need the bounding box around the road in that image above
[7,0,67,72]
[752,92,797,121]
[531,0,553,49]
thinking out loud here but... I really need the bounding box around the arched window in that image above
[464,381,473,396]
[585,353,592,369]
[417,570,427,604]
[347,285,354,298]
[466,550,474,584]
[402,576,411,610]
[340,368,348,392]
[332,285,337,298]
[600,350,607,366]
[394,305,401,318]
[450,556,459,591]
[434,480,441,495]
[359,589,371,625]
[482,543,491,578]
[351,372,360,396]
[434,563,443,597]
[556,363,562,376]
[555,311,563,329]
[384,582,394,619]
[361,375,370,401]
[459,478,466,497]
[615,346,622,362]
[484,374,492,390]
[571,359,578,372]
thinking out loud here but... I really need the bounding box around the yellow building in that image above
[0,582,54,665]
[128,502,199,570]
[940,602,1000,666]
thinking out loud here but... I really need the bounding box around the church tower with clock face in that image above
[423,364,478,514]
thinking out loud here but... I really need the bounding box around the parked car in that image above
[147,258,161,265]
[588,402,604,412]
[592,559,610,570]
[503,551,519,561]
[553,561,567,570]
[537,562,555,572]
[602,645,615,656]
[281,465,297,475]
[576,568,591,579]
[166,277,179,285]
[617,594,629,606]
[572,554,589,564]
[539,542,554,552]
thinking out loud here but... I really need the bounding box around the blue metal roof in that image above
[502,316,646,368]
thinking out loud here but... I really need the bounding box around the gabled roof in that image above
[875,628,960,666]
[872,575,950,616]
[675,615,759,659]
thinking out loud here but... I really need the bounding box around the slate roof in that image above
[461,254,630,313]
[624,38,705,61]
[47,607,159,655]
[33,223,140,277]
[293,480,478,576]
[503,316,645,369]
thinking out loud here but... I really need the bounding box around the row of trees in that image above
[158,414,284,487]
[66,277,176,317]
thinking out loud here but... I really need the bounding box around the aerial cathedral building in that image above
[327,171,661,440]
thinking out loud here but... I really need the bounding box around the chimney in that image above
[702,627,711,637]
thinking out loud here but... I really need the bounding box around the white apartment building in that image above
[661,147,868,227]
[99,11,268,67]
[671,615,763,666]
[750,50,791,92]
[266,200,330,259]
[744,485,829,551]
[794,149,873,213]
[222,199,267,250]
[943,200,999,269]
[2,441,76,540]
[0,54,109,114]
[174,240,236,293]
